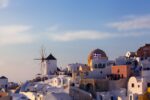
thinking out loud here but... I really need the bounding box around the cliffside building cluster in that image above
[69,44,150,100]
[0,44,150,100]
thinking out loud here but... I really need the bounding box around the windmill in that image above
[34,46,47,75]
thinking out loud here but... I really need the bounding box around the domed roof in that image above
[88,48,108,62]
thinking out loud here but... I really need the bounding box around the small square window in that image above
[94,64,98,68]
[100,71,103,74]
[117,69,120,73]
[147,83,150,87]
[131,83,134,87]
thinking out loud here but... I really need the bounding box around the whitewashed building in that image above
[128,70,150,100]
[115,56,127,65]
[125,51,136,58]
[43,54,59,75]
[21,92,43,100]
[45,75,71,88]
[0,76,8,91]
[96,88,127,100]
[67,63,85,72]
[86,49,114,79]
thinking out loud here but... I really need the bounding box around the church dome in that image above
[88,48,108,65]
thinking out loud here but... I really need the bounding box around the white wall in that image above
[142,70,150,77]
[87,57,112,79]
[128,76,150,100]
[128,77,143,95]
[91,59,108,68]
[67,63,85,72]
[43,60,57,75]
[0,78,8,88]
[140,59,150,69]
[86,66,111,79]
[21,92,36,100]
[21,92,43,100]
[96,89,127,100]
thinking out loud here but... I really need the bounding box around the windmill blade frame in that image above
[34,58,42,60]
[34,46,47,75]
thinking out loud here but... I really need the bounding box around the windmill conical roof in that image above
[46,54,56,60]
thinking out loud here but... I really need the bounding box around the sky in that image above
[0,0,150,82]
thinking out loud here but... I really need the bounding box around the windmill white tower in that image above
[35,47,58,76]
[45,54,58,75]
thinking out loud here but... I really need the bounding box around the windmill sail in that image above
[34,46,47,75]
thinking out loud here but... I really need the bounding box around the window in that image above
[147,83,150,87]
[5,85,7,89]
[117,69,120,73]
[98,63,105,68]
[98,64,102,68]
[140,57,143,61]
[131,83,134,88]
[111,96,114,100]
[99,95,103,100]
[103,64,105,68]
[138,85,140,88]
[130,95,132,100]
[94,64,98,68]
[100,71,103,74]
[85,72,89,76]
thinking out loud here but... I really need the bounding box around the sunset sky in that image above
[0,0,150,82]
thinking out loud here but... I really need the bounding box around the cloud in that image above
[0,25,35,45]
[49,31,114,41]
[0,0,9,9]
[48,30,148,42]
[47,25,59,32]
[108,15,150,31]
